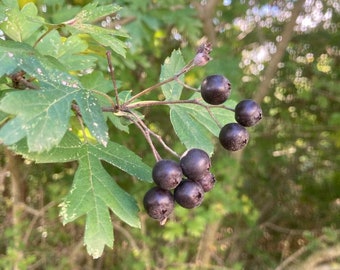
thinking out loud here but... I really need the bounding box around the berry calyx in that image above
[200,75,231,105]
[219,123,249,151]
[194,171,216,192]
[180,148,211,181]
[143,187,174,225]
[235,99,263,127]
[152,159,183,190]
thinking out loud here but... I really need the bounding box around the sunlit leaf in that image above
[0,40,108,151]
[0,3,44,41]
[170,105,214,155]
[73,2,121,24]
[160,49,185,100]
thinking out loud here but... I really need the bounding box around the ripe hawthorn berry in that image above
[219,123,249,151]
[143,187,174,224]
[235,99,263,127]
[180,148,211,181]
[174,180,204,209]
[200,75,231,105]
[194,171,216,192]
[152,159,183,190]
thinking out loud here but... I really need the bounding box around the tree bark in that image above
[194,219,221,267]
[253,0,305,103]
[292,244,340,270]
[192,0,220,45]
[5,148,28,270]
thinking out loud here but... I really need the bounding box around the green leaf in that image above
[80,71,114,93]
[0,3,44,42]
[177,93,236,137]
[0,110,7,124]
[35,30,97,71]
[11,132,152,258]
[107,114,130,133]
[67,24,127,57]
[64,3,128,57]
[0,89,73,151]
[168,95,236,155]
[160,49,185,100]
[11,132,152,182]
[10,132,83,163]
[0,40,108,151]
[170,106,214,155]
[73,2,121,24]
[60,149,140,258]
[0,0,19,9]
[91,142,152,182]
[90,31,127,58]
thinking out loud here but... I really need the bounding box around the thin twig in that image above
[113,222,141,255]
[72,104,88,143]
[33,24,64,48]
[126,98,234,130]
[124,60,195,105]
[145,127,181,159]
[275,245,308,270]
[175,77,201,92]
[106,51,120,108]
[91,89,116,109]
[126,98,201,110]
[204,106,223,129]
[125,111,162,162]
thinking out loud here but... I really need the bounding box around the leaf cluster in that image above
[0,1,235,258]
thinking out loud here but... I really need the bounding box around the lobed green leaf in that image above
[0,3,44,42]
[0,40,108,152]
[170,106,214,155]
[160,49,185,100]
[60,150,140,258]
[73,2,121,24]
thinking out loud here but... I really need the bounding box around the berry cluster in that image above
[142,44,262,224]
[143,148,215,225]
[200,74,262,151]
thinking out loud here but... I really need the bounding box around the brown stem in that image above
[5,148,28,270]
[106,51,119,108]
[126,98,235,113]
[125,111,162,162]
[126,98,201,110]
[292,244,340,270]
[124,60,195,105]
[253,0,305,103]
[194,220,222,268]
[144,127,180,159]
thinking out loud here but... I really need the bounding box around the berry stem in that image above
[91,89,116,109]
[174,77,200,92]
[145,127,181,159]
[126,98,201,110]
[123,60,195,105]
[124,110,162,162]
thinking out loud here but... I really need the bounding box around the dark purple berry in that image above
[180,148,211,181]
[174,180,204,209]
[235,99,263,127]
[143,187,174,224]
[219,123,249,151]
[152,159,183,190]
[194,171,216,192]
[200,75,231,105]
